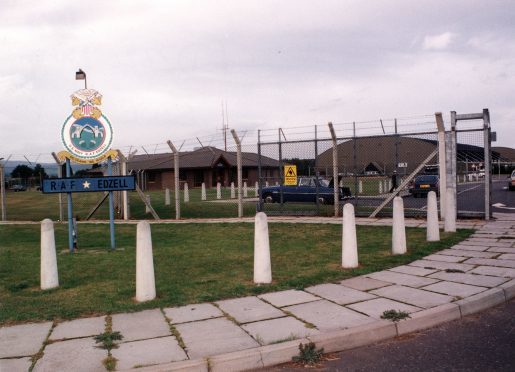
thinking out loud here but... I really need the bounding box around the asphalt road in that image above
[269,299,515,372]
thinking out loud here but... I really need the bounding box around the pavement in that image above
[1,213,514,372]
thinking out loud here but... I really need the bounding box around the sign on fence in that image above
[42,176,136,193]
[284,165,297,186]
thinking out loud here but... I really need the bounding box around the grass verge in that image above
[0,223,472,324]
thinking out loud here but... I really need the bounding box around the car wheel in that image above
[318,197,327,205]
[263,194,274,203]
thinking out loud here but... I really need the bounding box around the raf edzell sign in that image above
[42,175,136,194]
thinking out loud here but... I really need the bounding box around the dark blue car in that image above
[261,176,351,204]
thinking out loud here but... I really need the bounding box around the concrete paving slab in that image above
[216,296,285,324]
[305,283,376,305]
[175,317,259,359]
[409,259,475,272]
[112,309,170,342]
[51,316,105,340]
[452,244,490,252]
[487,247,515,253]
[0,322,52,358]
[388,265,438,276]
[463,258,515,268]
[339,277,392,291]
[421,281,487,298]
[423,254,467,263]
[32,337,106,372]
[258,289,319,307]
[437,249,498,259]
[464,241,512,248]
[346,298,421,319]
[469,266,515,278]
[428,271,509,287]
[0,357,32,372]
[370,285,454,308]
[163,303,222,324]
[498,253,515,260]
[366,271,439,288]
[112,336,187,370]
[241,316,319,345]
[284,300,375,331]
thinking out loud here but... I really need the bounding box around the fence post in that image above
[231,129,243,218]
[117,150,131,220]
[167,140,180,220]
[257,130,263,212]
[483,109,491,220]
[435,113,447,220]
[328,122,339,217]
[0,161,6,221]
[51,152,64,222]
[445,112,457,222]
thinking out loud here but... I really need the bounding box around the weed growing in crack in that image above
[292,342,324,365]
[381,309,411,322]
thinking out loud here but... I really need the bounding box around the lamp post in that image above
[0,157,6,221]
[75,69,87,89]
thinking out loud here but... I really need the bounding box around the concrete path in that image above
[0,213,514,372]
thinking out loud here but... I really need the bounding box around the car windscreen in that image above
[319,179,330,187]
[416,176,438,183]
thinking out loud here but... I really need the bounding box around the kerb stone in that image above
[500,279,515,300]
[209,347,263,372]
[396,303,461,335]
[456,288,506,316]
[307,320,397,353]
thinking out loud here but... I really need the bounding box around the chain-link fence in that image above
[0,112,496,221]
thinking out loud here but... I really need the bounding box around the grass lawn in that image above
[0,223,472,325]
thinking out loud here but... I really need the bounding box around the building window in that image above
[147,172,156,183]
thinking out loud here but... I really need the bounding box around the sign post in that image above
[52,82,121,252]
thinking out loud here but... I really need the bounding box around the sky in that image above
[1,0,514,162]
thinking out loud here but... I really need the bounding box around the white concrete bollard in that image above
[388,179,392,191]
[265,181,269,187]
[136,221,156,302]
[243,182,248,198]
[217,182,221,199]
[358,180,363,194]
[184,183,189,202]
[255,181,259,197]
[275,181,279,186]
[254,212,272,284]
[392,196,407,255]
[201,183,206,201]
[426,191,440,241]
[379,181,383,194]
[41,219,59,290]
[145,195,151,213]
[444,187,456,232]
[230,182,235,199]
[165,188,170,206]
[342,203,359,268]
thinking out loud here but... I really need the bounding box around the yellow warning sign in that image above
[284,165,297,186]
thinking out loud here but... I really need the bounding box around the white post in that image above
[392,196,407,255]
[265,181,269,187]
[342,203,358,268]
[427,191,440,241]
[230,182,236,199]
[0,162,6,221]
[165,188,170,206]
[145,195,151,213]
[255,181,259,197]
[254,212,272,284]
[41,219,59,290]
[217,182,221,199]
[358,180,363,194]
[243,181,248,198]
[379,181,383,194]
[201,183,206,201]
[136,221,156,302]
[184,183,189,203]
[167,140,180,220]
[444,187,456,232]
